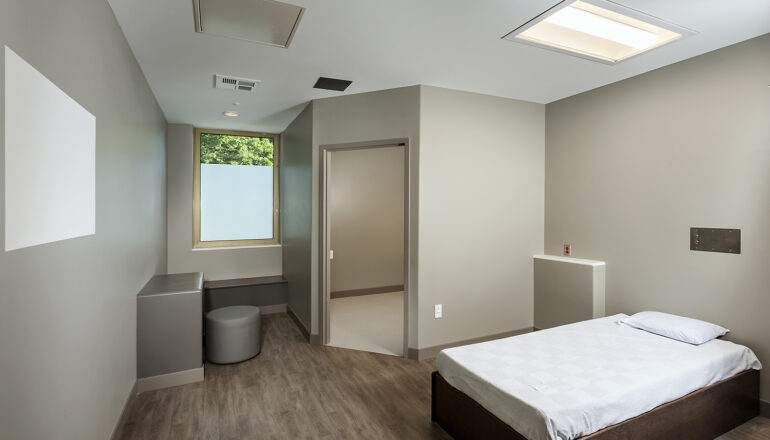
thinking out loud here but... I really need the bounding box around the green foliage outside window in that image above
[200,133,274,166]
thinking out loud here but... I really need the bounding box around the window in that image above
[193,128,279,248]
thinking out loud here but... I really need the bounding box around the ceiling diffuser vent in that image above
[194,0,305,48]
[313,77,352,92]
[214,74,260,92]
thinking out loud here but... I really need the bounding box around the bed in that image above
[432,314,761,440]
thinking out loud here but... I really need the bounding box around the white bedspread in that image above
[436,314,761,440]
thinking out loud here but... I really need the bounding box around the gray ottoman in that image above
[205,305,261,364]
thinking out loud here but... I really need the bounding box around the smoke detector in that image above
[214,74,260,93]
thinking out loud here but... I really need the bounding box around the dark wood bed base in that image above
[432,369,759,440]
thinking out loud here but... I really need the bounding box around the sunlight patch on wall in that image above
[4,46,95,251]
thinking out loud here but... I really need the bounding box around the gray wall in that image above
[312,86,421,346]
[545,35,770,401]
[0,0,167,439]
[166,124,282,281]
[329,146,404,292]
[281,103,313,329]
[534,256,605,330]
[287,84,545,351]
[418,86,544,348]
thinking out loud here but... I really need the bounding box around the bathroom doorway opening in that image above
[319,139,409,356]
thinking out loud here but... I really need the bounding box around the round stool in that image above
[205,305,261,364]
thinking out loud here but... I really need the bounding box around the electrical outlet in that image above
[434,304,443,319]
[563,244,571,256]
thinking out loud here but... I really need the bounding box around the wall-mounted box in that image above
[534,255,605,330]
[690,227,740,254]
[137,272,204,393]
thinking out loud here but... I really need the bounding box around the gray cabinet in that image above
[137,272,204,392]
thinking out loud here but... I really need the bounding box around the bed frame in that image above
[432,369,759,440]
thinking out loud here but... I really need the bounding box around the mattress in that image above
[436,314,761,440]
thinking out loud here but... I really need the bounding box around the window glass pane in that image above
[199,133,274,241]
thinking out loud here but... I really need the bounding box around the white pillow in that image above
[619,311,729,345]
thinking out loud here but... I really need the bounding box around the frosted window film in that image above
[200,164,274,241]
[4,46,96,251]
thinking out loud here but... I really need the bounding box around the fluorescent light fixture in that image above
[545,7,656,49]
[503,0,695,64]
[223,111,240,117]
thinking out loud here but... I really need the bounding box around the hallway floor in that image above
[329,291,404,356]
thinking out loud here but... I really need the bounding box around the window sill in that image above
[192,244,282,251]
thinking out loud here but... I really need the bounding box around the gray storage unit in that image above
[137,272,204,392]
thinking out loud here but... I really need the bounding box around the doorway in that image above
[319,139,409,356]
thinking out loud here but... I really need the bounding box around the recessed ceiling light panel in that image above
[194,0,305,48]
[503,0,696,64]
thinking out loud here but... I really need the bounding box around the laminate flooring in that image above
[119,313,444,439]
[118,313,769,440]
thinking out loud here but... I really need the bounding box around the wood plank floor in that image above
[119,313,769,439]
[720,417,770,440]
[120,313,446,439]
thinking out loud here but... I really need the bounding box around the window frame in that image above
[193,127,280,248]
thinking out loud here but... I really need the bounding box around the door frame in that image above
[318,138,410,357]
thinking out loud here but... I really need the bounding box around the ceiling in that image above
[108,0,770,133]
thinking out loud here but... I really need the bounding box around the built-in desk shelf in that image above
[203,275,288,314]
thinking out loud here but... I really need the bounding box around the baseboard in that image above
[110,380,137,440]
[761,399,770,418]
[309,333,322,345]
[259,303,287,314]
[410,327,534,360]
[286,305,310,342]
[135,366,204,394]
[330,285,404,299]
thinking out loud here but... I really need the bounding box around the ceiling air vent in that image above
[313,77,352,92]
[214,74,260,93]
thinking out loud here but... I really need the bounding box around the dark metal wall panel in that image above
[690,228,741,254]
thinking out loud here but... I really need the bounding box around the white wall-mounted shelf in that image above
[533,254,606,266]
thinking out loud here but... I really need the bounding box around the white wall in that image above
[0,0,167,438]
[418,86,544,349]
[166,124,281,281]
[287,84,545,351]
[311,86,421,346]
[329,146,404,293]
[545,35,770,402]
